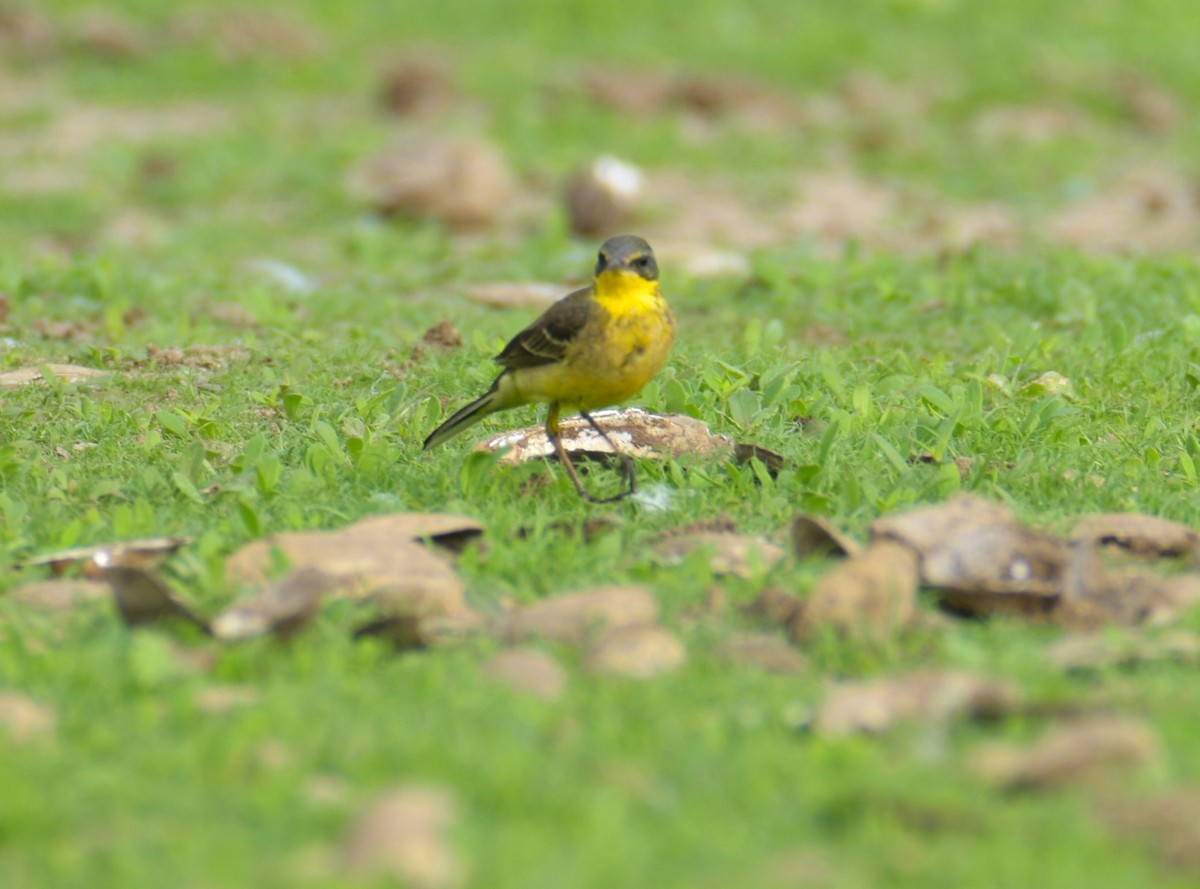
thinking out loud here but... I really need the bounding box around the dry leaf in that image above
[717,632,806,673]
[793,540,918,642]
[1070,513,1200,561]
[96,561,210,633]
[499,584,658,644]
[462,281,564,309]
[339,785,464,889]
[378,54,458,117]
[872,494,1067,616]
[814,670,1020,736]
[654,531,784,578]
[791,514,861,559]
[225,514,478,617]
[1057,542,1200,628]
[5,579,108,611]
[211,567,335,640]
[420,320,462,350]
[348,134,515,229]
[1046,630,1200,672]
[16,536,189,575]
[585,623,686,678]
[0,692,56,743]
[484,648,567,700]
[969,717,1159,791]
[742,587,805,627]
[478,408,735,465]
[871,494,1018,556]
[0,364,108,387]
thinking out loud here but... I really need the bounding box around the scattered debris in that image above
[338,785,465,889]
[1099,787,1200,878]
[499,584,659,644]
[16,536,189,576]
[5,579,109,611]
[1069,513,1200,561]
[564,155,643,237]
[212,567,336,641]
[814,670,1020,736]
[224,513,482,617]
[378,53,458,117]
[1056,542,1200,628]
[654,530,785,578]
[348,134,516,228]
[716,632,806,673]
[969,717,1160,791]
[94,559,210,634]
[0,692,57,744]
[1046,630,1200,672]
[0,364,109,388]
[484,648,567,700]
[463,281,564,309]
[477,408,741,466]
[585,623,686,678]
[791,514,861,559]
[793,540,918,642]
[420,320,463,350]
[194,685,261,713]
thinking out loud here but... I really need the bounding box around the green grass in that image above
[4,2,1200,887]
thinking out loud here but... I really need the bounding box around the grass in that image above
[4,1,1200,887]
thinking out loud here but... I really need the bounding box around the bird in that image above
[423,234,676,502]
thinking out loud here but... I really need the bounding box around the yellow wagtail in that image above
[423,234,676,502]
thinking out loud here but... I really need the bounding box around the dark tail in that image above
[423,380,502,450]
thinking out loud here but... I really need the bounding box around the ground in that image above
[3,1,1200,887]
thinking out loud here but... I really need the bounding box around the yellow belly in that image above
[509,297,675,411]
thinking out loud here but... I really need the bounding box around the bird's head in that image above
[595,235,658,282]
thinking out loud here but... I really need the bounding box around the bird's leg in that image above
[546,403,597,502]
[581,410,636,500]
[545,406,634,503]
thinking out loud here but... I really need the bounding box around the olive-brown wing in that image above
[494,288,595,370]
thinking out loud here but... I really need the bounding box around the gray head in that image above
[595,235,658,281]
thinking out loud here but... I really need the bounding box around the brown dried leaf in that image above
[969,717,1159,791]
[348,134,515,229]
[1056,543,1200,628]
[585,623,686,678]
[499,584,658,645]
[16,536,188,575]
[6,579,108,612]
[477,408,735,465]
[339,785,464,889]
[814,670,1019,736]
[211,567,335,641]
[873,494,1067,616]
[742,587,805,627]
[420,320,463,350]
[462,281,564,309]
[225,514,478,617]
[484,648,567,701]
[654,531,784,578]
[717,632,806,674]
[1047,630,1200,672]
[96,563,210,633]
[793,540,918,642]
[0,692,56,743]
[871,493,1018,557]
[791,514,861,559]
[378,54,458,117]
[1070,513,1200,560]
[0,364,109,387]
